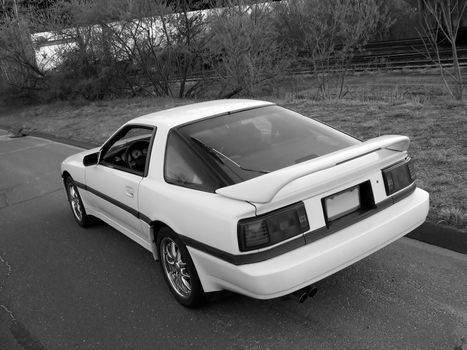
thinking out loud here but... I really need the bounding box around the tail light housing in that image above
[382,157,416,196]
[238,202,309,252]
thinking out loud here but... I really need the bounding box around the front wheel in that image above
[65,177,93,227]
[157,227,205,307]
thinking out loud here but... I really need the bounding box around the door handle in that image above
[124,186,134,198]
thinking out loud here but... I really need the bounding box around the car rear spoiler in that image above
[215,135,410,203]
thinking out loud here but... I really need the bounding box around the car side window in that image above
[164,132,219,192]
[100,125,154,176]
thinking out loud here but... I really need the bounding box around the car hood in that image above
[215,135,410,204]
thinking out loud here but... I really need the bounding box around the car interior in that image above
[102,136,151,173]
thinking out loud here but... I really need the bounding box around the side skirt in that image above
[86,208,154,253]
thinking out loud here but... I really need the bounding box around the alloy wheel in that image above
[68,184,83,222]
[160,237,192,298]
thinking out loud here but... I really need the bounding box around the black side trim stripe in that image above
[75,180,416,266]
[74,181,152,224]
[180,234,306,266]
[182,183,417,266]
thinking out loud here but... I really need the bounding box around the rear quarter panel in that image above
[138,179,255,254]
[140,124,256,254]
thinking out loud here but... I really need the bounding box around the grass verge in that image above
[0,81,465,231]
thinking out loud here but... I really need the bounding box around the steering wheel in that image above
[125,140,149,171]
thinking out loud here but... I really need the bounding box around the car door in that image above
[85,125,155,244]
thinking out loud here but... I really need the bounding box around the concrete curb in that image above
[407,222,466,254]
[29,130,99,149]
[0,125,99,149]
[1,127,465,254]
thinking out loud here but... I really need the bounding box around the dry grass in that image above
[0,97,197,145]
[0,73,465,230]
[278,98,466,230]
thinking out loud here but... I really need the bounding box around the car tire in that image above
[65,177,93,227]
[157,227,205,308]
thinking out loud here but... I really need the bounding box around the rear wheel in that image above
[65,177,93,227]
[157,227,205,307]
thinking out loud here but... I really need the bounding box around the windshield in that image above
[178,105,359,183]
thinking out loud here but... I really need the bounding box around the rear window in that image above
[178,105,359,183]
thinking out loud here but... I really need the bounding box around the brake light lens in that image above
[238,202,309,252]
[382,157,416,195]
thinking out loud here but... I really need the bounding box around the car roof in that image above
[129,99,275,128]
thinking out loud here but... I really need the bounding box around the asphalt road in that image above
[1,131,466,350]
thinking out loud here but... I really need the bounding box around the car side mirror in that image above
[83,152,99,167]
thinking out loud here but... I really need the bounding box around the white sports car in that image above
[61,99,429,307]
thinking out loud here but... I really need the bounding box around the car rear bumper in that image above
[189,188,429,299]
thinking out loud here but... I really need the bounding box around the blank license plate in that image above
[325,186,361,221]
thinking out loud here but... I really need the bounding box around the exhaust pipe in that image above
[306,286,318,298]
[292,289,309,303]
[280,285,318,303]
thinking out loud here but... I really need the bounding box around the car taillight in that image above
[238,202,309,252]
[382,157,416,196]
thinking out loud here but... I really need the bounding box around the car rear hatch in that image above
[217,134,416,228]
[216,135,411,203]
[216,135,419,255]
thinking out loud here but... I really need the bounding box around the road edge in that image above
[1,127,465,254]
[0,125,99,149]
[407,222,466,254]
[30,130,100,149]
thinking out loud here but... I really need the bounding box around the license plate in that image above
[325,186,361,221]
